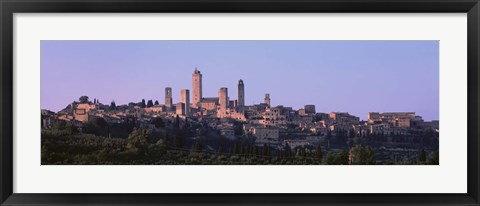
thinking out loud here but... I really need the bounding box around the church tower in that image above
[192,67,202,108]
[238,79,245,107]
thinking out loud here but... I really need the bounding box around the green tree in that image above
[141,99,146,108]
[79,96,89,103]
[315,144,323,162]
[217,145,224,155]
[349,145,365,164]
[85,117,109,136]
[349,128,355,138]
[243,144,250,156]
[109,101,116,110]
[154,100,159,105]
[151,117,165,128]
[153,138,168,155]
[263,144,269,157]
[147,100,154,108]
[51,121,67,131]
[251,146,258,158]
[174,115,180,129]
[233,122,244,136]
[267,145,271,157]
[232,143,239,155]
[127,128,151,149]
[349,144,375,165]
[163,133,169,148]
[337,151,350,165]
[419,148,426,163]
[174,131,184,148]
[324,152,336,165]
[50,121,77,134]
[364,146,375,164]
[325,151,349,165]
[195,142,203,153]
[284,143,292,158]
[427,151,439,165]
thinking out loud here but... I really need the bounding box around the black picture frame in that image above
[1,0,479,205]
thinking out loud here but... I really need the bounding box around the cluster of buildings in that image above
[42,68,439,149]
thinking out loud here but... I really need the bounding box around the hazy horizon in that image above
[41,40,439,121]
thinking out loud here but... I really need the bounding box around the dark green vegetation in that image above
[42,126,329,165]
[41,117,439,165]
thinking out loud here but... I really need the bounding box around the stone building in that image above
[304,105,316,114]
[367,112,417,128]
[330,112,360,125]
[176,102,185,116]
[353,124,370,136]
[180,89,190,116]
[144,105,166,113]
[298,108,306,116]
[41,109,56,129]
[165,87,173,109]
[262,107,286,125]
[74,108,89,122]
[72,103,98,122]
[237,79,245,107]
[394,118,411,128]
[420,120,439,130]
[253,126,279,140]
[76,103,97,112]
[192,68,202,108]
[264,93,271,107]
[199,97,218,111]
[218,87,229,111]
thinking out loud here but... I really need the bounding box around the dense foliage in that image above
[41,117,439,165]
[42,130,438,165]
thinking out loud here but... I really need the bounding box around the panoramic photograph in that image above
[40,40,439,165]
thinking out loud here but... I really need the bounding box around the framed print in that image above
[1,0,479,205]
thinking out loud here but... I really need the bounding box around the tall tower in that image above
[264,93,271,107]
[165,87,173,109]
[192,67,202,108]
[237,79,245,107]
[180,89,190,116]
[218,87,228,111]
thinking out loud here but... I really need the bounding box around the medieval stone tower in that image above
[165,87,172,109]
[218,87,229,111]
[238,79,245,107]
[192,67,202,108]
[264,93,271,107]
[180,89,190,116]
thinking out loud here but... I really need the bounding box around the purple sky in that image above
[41,40,439,121]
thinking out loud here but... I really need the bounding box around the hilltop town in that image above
[41,68,439,165]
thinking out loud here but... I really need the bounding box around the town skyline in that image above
[41,67,440,165]
[41,40,439,120]
[46,68,438,122]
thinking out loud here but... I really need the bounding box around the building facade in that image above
[253,126,279,140]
